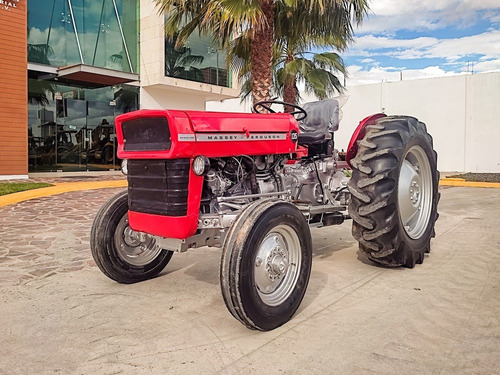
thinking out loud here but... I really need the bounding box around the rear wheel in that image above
[220,200,312,330]
[90,191,173,283]
[102,145,114,164]
[348,116,439,267]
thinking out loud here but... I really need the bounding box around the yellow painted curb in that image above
[442,177,466,182]
[0,180,127,208]
[439,179,500,188]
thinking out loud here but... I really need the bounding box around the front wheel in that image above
[90,191,173,283]
[348,116,440,267]
[220,200,312,331]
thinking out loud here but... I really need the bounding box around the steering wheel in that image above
[253,100,307,121]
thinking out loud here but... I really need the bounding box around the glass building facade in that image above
[27,0,139,172]
[28,82,139,172]
[28,0,138,73]
[164,25,231,88]
[21,1,234,174]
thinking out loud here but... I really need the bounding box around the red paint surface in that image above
[345,113,387,167]
[117,109,301,239]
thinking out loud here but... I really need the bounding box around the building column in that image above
[0,0,28,178]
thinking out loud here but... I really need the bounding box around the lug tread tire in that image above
[90,190,173,283]
[220,199,312,331]
[348,116,440,268]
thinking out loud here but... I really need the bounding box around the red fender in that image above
[345,113,387,167]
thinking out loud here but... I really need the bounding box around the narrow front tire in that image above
[220,200,312,331]
[90,191,173,283]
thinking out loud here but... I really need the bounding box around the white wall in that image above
[208,72,500,173]
[140,86,207,110]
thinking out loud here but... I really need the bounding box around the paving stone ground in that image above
[0,188,123,286]
[0,185,498,375]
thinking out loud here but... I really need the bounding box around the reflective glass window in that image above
[165,25,231,88]
[28,78,139,172]
[27,0,138,73]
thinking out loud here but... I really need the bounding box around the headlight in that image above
[121,159,128,175]
[193,155,210,176]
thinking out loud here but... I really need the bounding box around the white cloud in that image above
[360,58,375,64]
[343,1,500,85]
[346,65,464,86]
[347,30,500,72]
[360,0,500,34]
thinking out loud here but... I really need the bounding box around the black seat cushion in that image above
[298,132,327,145]
[298,99,339,146]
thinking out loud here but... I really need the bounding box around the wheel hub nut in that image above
[266,247,289,280]
[410,180,420,205]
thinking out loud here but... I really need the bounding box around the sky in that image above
[343,0,500,86]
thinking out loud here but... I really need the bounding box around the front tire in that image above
[220,200,312,331]
[348,116,439,267]
[90,191,173,283]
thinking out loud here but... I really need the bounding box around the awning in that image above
[56,64,139,87]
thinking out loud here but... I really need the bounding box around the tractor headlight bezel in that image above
[121,159,128,175]
[192,155,210,176]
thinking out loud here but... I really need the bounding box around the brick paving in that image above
[0,187,125,286]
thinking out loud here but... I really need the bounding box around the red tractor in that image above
[91,100,439,331]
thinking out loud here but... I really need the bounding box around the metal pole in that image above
[111,0,134,73]
[67,0,85,63]
[216,51,219,85]
[92,0,106,66]
[46,0,56,47]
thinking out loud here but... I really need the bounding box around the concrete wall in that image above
[140,86,207,111]
[208,72,500,173]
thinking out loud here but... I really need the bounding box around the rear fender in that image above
[345,113,387,167]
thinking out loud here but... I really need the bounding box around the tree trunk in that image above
[251,0,274,106]
[283,52,297,112]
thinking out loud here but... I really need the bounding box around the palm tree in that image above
[154,0,368,105]
[272,0,356,107]
[277,52,346,104]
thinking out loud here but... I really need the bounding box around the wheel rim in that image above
[398,145,433,239]
[114,214,163,266]
[254,225,302,306]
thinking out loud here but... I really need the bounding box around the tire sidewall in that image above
[93,191,172,283]
[237,204,312,330]
[395,133,439,252]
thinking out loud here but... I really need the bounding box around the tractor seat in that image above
[298,99,340,145]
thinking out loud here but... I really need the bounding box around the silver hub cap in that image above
[114,214,163,266]
[398,145,433,239]
[254,225,301,306]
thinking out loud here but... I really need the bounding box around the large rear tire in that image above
[90,191,173,283]
[348,116,439,267]
[220,199,312,331]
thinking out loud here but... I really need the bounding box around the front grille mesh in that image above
[121,117,171,151]
[127,159,190,216]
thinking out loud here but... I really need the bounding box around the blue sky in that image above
[343,1,500,85]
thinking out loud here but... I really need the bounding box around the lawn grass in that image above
[0,182,53,196]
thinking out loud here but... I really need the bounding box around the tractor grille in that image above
[121,117,171,151]
[127,159,190,216]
